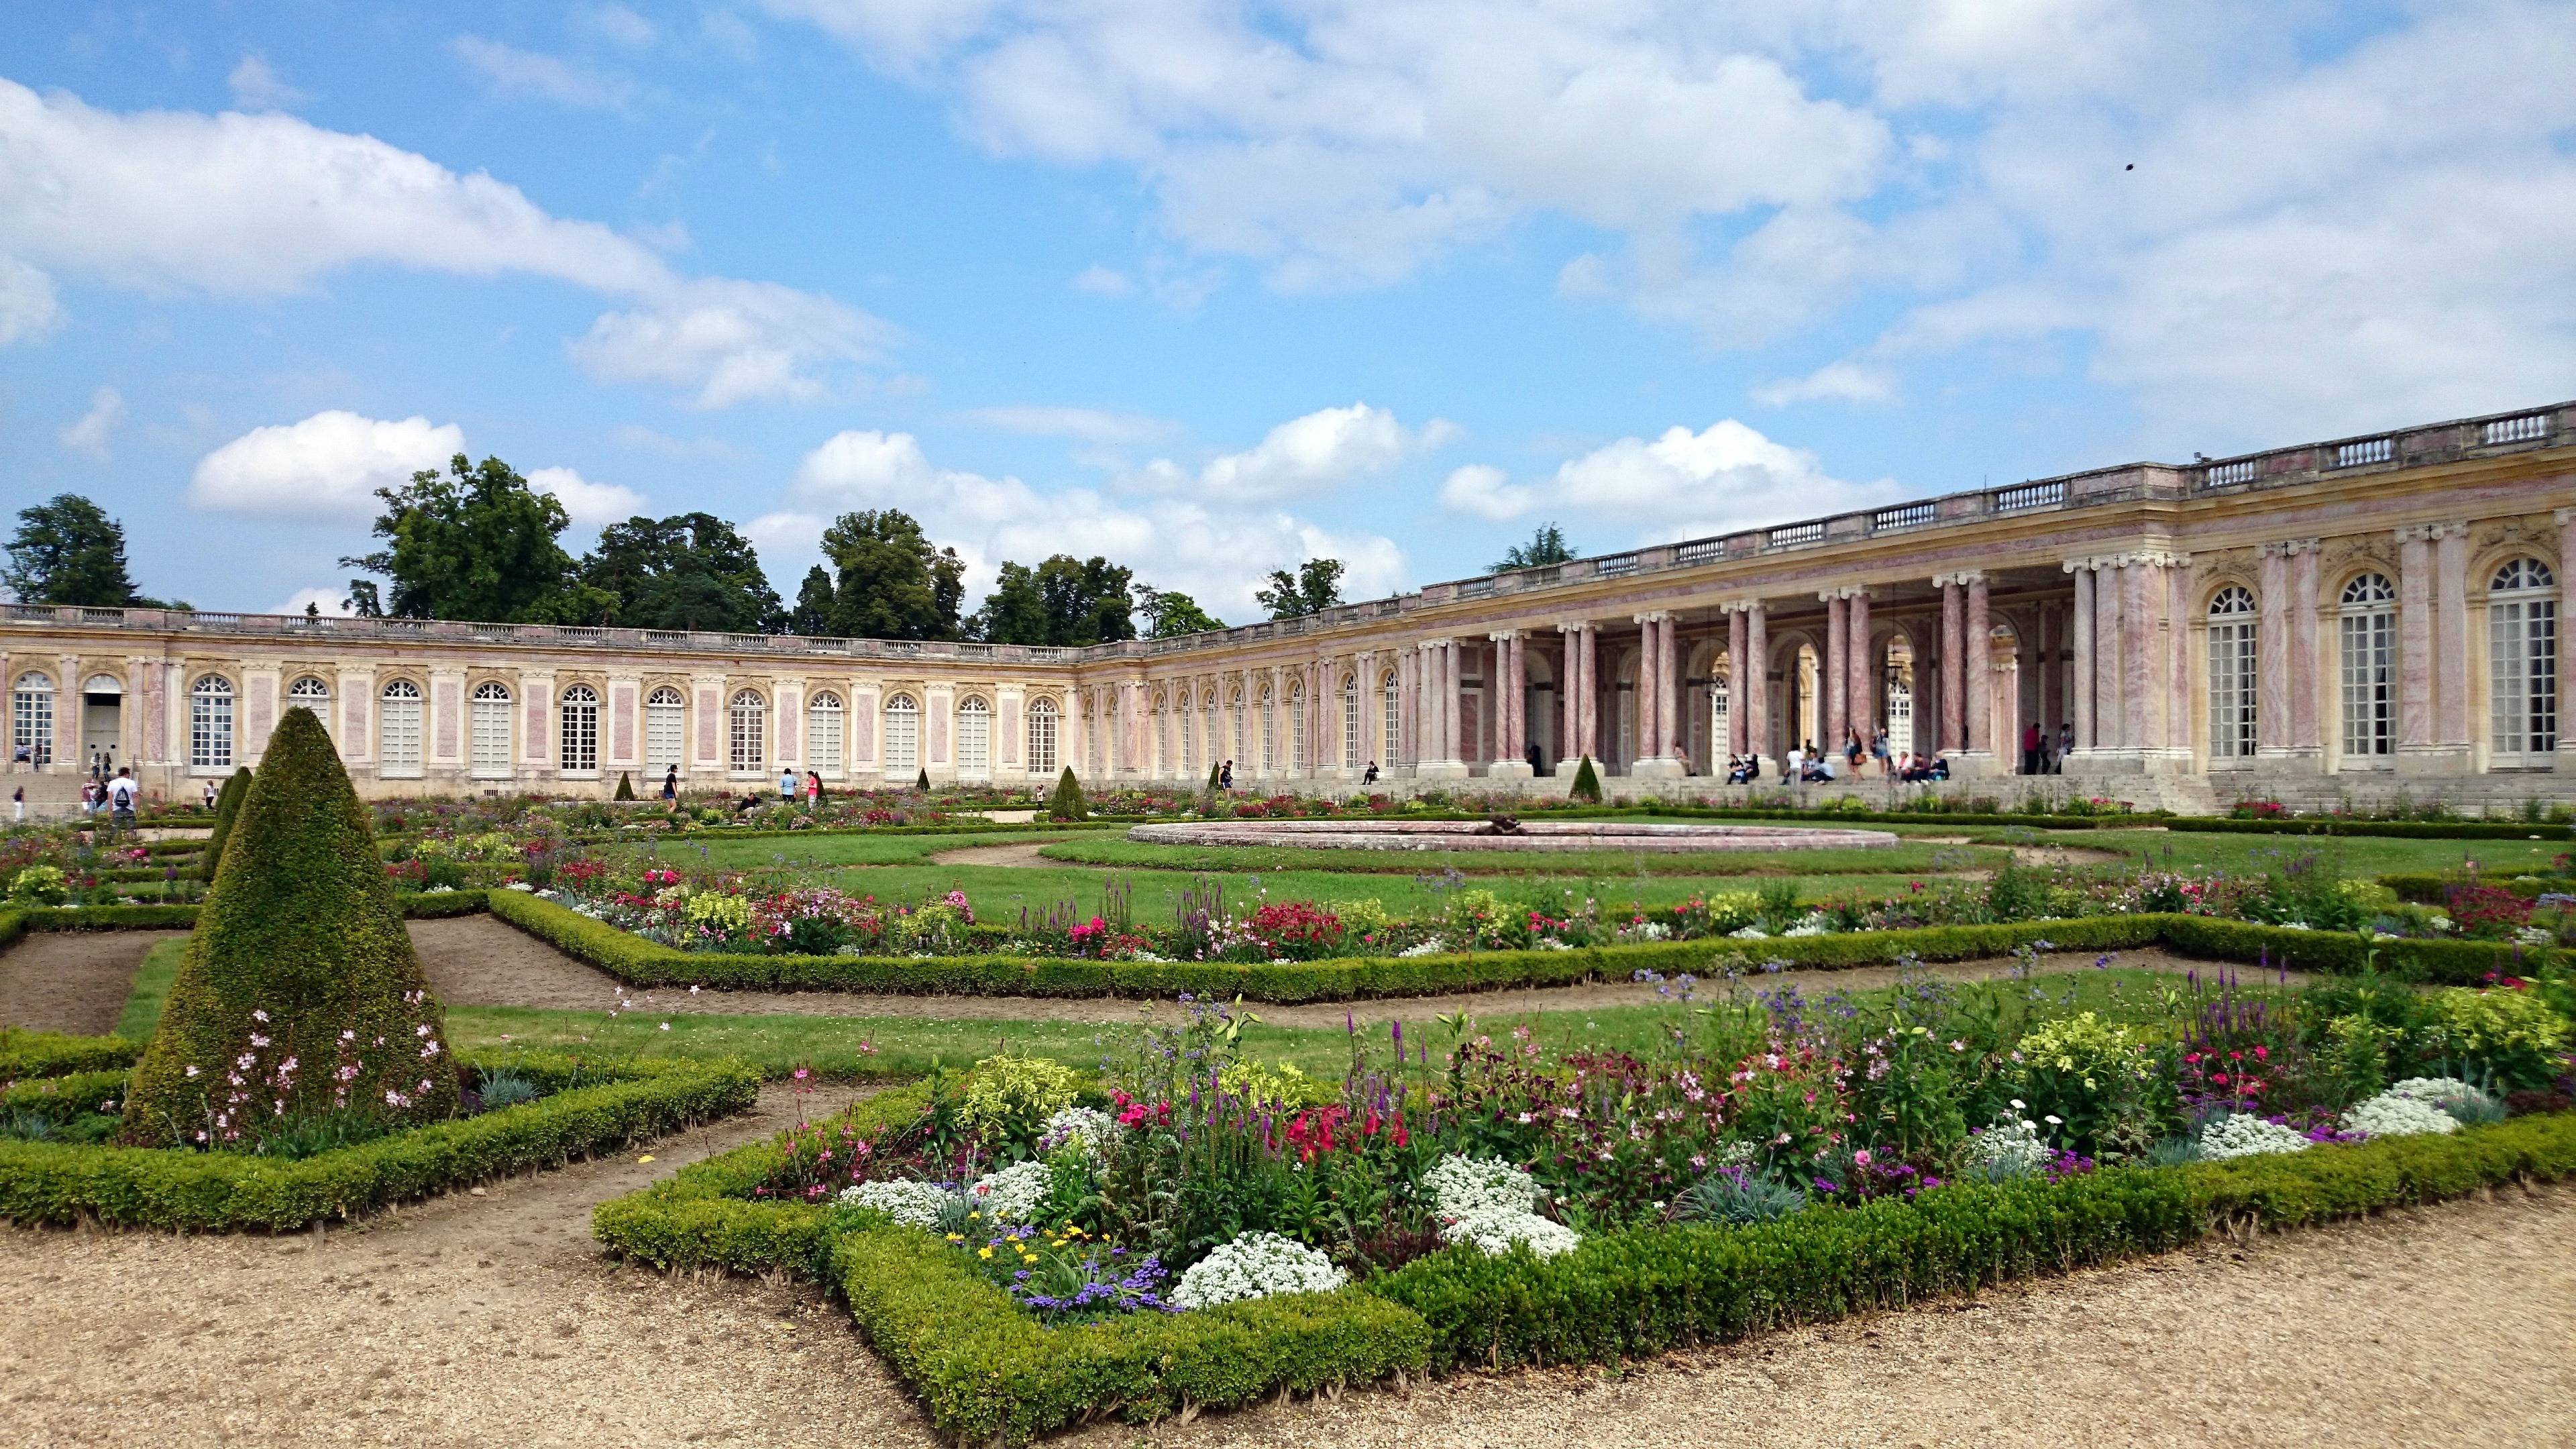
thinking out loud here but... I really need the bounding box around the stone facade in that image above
[7,400,2575,811]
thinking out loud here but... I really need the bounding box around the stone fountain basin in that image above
[1125,819,1900,853]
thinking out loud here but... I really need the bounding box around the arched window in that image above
[1258,682,1275,773]
[1350,675,1370,768]
[806,691,845,778]
[2207,586,2257,759]
[729,690,766,774]
[882,693,918,775]
[957,695,991,777]
[2339,573,2396,761]
[1153,692,1171,775]
[1026,696,1059,775]
[1710,659,1731,758]
[645,686,686,772]
[1230,687,1247,768]
[1178,689,1195,775]
[189,675,234,771]
[1201,687,1218,773]
[11,672,54,767]
[1380,672,1399,767]
[1288,681,1308,771]
[2490,557,2559,761]
[560,684,600,774]
[379,680,423,778]
[286,676,331,739]
[470,681,513,779]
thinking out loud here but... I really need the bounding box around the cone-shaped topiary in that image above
[1048,766,1088,821]
[198,767,253,881]
[916,767,931,792]
[614,770,637,801]
[119,707,458,1148]
[1570,754,1603,804]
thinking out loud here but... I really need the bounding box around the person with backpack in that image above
[107,767,138,833]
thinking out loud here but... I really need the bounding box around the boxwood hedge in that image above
[0,1051,759,1232]
[594,1079,2576,1445]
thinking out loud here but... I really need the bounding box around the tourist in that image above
[661,764,679,801]
[806,769,824,803]
[1869,729,1890,775]
[11,743,28,771]
[1843,727,1864,777]
[10,785,21,823]
[2021,720,2041,775]
[1219,759,1234,790]
[778,765,798,801]
[1784,743,1803,784]
[107,767,138,832]
[1362,759,1379,784]
[1525,741,1543,774]
[202,777,217,810]
[2057,721,2074,772]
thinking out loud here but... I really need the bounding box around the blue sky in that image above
[4,1,2573,622]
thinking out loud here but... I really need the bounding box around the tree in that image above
[119,708,458,1147]
[577,513,784,633]
[1491,523,1576,574]
[1047,765,1088,821]
[971,554,1136,646]
[819,509,967,641]
[1136,584,1225,639]
[789,565,837,636]
[340,454,603,623]
[1570,754,1603,804]
[3,494,172,607]
[1254,557,1345,621]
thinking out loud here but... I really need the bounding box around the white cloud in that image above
[189,411,463,520]
[790,428,1405,620]
[1127,402,1456,504]
[268,586,356,619]
[528,466,647,525]
[58,386,124,460]
[958,405,1176,445]
[451,37,640,112]
[225,55,308,111]
[0,79,890,407]
[581,4,661,48]
[0,254,62,345]
[1752,362,1897,409]
[1071,264,1133,297]
[1443,420,1894,543]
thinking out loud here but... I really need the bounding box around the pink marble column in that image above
[1658,616,1680,765]
[1963,574,1992,759]
[1744,606,1769,761]
[1557,627,1579,769]
[1506,633,1527,763]
[1727,608,1749,755]
[2121,561,2155,753]
[2398,529,2434,753]
[2093,561,2123,751]
[1631,616,1660,760]
[2288,541,2320,757]
[1847,589,1874,745]
[1823,592,1848,751]
[1578,625,1599,761]
[2257,544,2290,755]
[1939,578,1966,751]
[2167,559,2194,755]
[2068,566,2094,751]
[2434,524,2470,755]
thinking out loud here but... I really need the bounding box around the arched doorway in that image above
[1880,639,1916,755]
[80,674,123,767]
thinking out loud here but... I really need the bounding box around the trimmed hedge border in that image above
[594,1081,2576,1444]
[0,1028,143,1079]
[2378,873,2567,904]
[2170,817,2576,841]
[0,891,490,947]
[490,890,2551,1002]
[0,1051,759,1232]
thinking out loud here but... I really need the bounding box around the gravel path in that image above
[408,913,2243,1028]
[0,928,186,1035]
[3,1163,2567,1446]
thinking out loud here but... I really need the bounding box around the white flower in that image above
[2343,1079,2487,1138]
[1727,925,1771,940]
[1170,1232,1348,1310]
[2197,1113,2312,1160]
[1396,936,1450,957]
[967,1160,1055,1222]
[2384,1077,2493,1115]
[1779,912,1835,938]
[837,1178,963,1228]
[1961,1113,2053,1177]
[1421,1153,1581,1259]
[1037,1106,1116,1160]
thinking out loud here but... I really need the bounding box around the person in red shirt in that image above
[2022,721,2042,775]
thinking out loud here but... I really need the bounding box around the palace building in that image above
[7,400,2574,813]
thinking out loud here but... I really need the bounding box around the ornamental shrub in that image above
[958,1055,1081,1152]
[1048,767,1089,822]
[614,771,637,801]
[119,707,460,1147]
[198,767,252,881]
[2006,1012,2158,1155]
[1569,755,1603,804]
[2420,987,2571,1089]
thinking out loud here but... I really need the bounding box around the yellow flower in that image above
[945,1233,964,1242]
[978,1246,994,1259]
[968,1210,981,1220]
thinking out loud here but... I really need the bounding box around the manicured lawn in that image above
[611,830,1083,870]
[117,936,185,1040]
[2082,829,2565,877]
[1034,836,2001,877]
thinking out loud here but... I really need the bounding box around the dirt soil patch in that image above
[924,840,1061,868]
[409,914,2257,1029]
[0,928,186,1035]
[3,1145,2567,1446]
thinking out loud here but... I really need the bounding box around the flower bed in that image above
[0,1044,758,1231]
[596,970,2576,1443]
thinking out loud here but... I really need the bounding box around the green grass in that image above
[608,830,1082,870]
[2079,830,2563,877]
[115,937,185,1040]
[436,965,2203,1082]
[1033,837,2002,877]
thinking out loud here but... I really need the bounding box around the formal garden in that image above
[4,732,2576,1440]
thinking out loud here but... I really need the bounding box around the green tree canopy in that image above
[1254,557,1346,620]
[1136,584,1225,638]
[3,493,177,608]
[576,512,784,633]
[820,508,967,641]
[971,554,1136,646]
[789,564,837,636]
[341,454,607,623]
[1491,523,1576,573]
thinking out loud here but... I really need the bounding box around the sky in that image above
[3,1,2573,625]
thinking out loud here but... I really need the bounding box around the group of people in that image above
[2021,722,2074,775]
[79,751,140,831]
